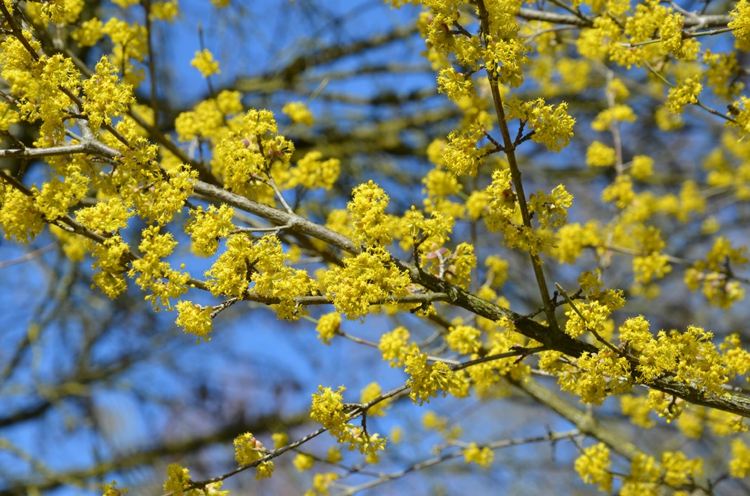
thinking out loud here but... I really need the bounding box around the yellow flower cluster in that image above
[130,226,190,309]
[553,221,600,263]
[150,1,179,21]
[175,90,244,142]
[404,348,468,403]
[134,164,197,226]
[484,255,509,287]
[463,443,494,468]
[729,0,750,50]
[666,78,702,114]
[630,155,654,180]
[321,247,410,319]
[162,463,191,495]
[577,0,697,68]
[684,236,747,307]
[591,104,636,131]
[730,439,750,478]
[446,324,481,355]
[558,349,632,404]
[191,48,220,77]
[50,226,88,261]
[0,36,77,145]
[102,18,147,85]
[703,50,743,98]
[293,453,314,471]
[423,166,461,198]
[233,432,274,479]
[72,18,104,47]
[360,382,388,416]
[305,472,339,496]
[529,184,573,230]
[282,101,314,126]
[437,67,474,105]
[26,0,84,24]
[76,197,131,235]
[662,451,703,486]
[81,57,134,132]
[586,141,616,167]
[175,301,213,340]
[620,453,659,495]
[286,151,340,190]
[91,236,130,298]
[440,125,484,176]
[206,234,313,319]
[35,163,89,222]
[601,175,635,208]
[316,312,341,344]
[309,386,385,457]
[348,180,393,246]
[619,317,737,396]
[574,443,612,492]
[210,109,293,197]
[399,207,453,256]
[0,187,44,243]
[466,327,530,395]
[484,37,528,87]
[508,98,575,151]
[185,205,235,256]
[379,326,411,366]
[632,252,671,285]
[564,300,610,338]
[620,394,656,428]
[446,243,475,289]
[161,463,228,495]
[484,168,533,250]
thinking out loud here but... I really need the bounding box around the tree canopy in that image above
[1,0,750,494]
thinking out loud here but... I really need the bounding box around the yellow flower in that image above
[326,446,342,463]
[175,301,213,340]
[404,348,466,404]
[630,155,654,180]
[463,443,494,468]
[730,439,750,478]
[666,78,701,114]
[185,205,234,257]
[729,0,750,50]
[348,180,393,246]
[72,18,104,46]
[586,141,615,167]
[305,472,339,496]
[316,312,341,344]
[379,326,411,366]
[661,451,702,486]
[310,385,386,456]
[0,187,44,244]
[288,151,340,190]
[234,432,267,465]
[574,443,612,492]
[162,463,191,494]
[591,104,636,131]
[620,394,656,428]
[360,381,387,416]
[293,453,314,472]
[150,0,179,21]
[271,432,288,449]
[191,49,220,77]
[321,247,410,319]
[446,324,481,354]
[509,98,575,151]
[282,101,314,125]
